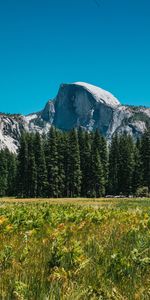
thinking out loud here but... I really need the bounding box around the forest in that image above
[0,127,150,198]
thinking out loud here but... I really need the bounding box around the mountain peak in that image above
[0,81,150,153]
[72,82,120,108]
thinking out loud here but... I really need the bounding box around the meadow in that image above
[0,197,150,299]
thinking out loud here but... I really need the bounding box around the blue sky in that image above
[0,0,150,114]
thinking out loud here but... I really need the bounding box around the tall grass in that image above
[0,199,150,299]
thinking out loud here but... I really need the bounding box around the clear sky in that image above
[0,0,150,114]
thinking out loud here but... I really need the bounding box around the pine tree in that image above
[140,130,150,191]
[46,127,59,197]
[27,135,37,198]
[78,128,91,196]
[89,144,105,197]
[99,135,108,186]
[0,150,8,196]
[108,134,120,195]
[34,133,48,197]
[16,132,29,197]
[57,130,66,197]
[63,133,70,197]
[132,141,142,194]
[6,151,17,196]
[67,129,81,197]
[118,133,134,195]
[92,130,108,188]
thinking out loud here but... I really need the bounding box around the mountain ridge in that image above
[0,82,150,152]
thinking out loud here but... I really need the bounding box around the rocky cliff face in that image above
[0,82,150,152]
[53,82,150,139]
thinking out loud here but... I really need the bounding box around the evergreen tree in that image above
[6,151,17,196]
[63,133,70,197]
[16,133,29,197]
[46,127,59,197]
[27,135,37,197]
[34,133,48,197]
[132,141,142,194]
[89,144,105,197]
[108,134,120,195]
[92,130,108,188]
[1,127,150,199]
[99,135,108,186]
[78,128,91,196]
[67,129,81,197]
[0,150,8,196]
[140,130,150,191]
[118,133,134,195]
[57,131,66,197]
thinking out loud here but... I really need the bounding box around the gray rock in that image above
[0,82,150,152]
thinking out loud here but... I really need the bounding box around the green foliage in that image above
[108,131,150,196]
[0,200,150,299]
[46,126,59,197]
[78,129,91,197]
[0,150,16,197]
[117,133,134,195]
[140,130,150,191]
[136,186,149,197]
[0,128,150,197]
[67,129,82,197]
[0,150,8,196]
[34,133,48,197]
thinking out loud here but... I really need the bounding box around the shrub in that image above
[136,186,149,197]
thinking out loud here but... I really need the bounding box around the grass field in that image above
[0,197,150,299]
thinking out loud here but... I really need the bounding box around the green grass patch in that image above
[0,198,150,299]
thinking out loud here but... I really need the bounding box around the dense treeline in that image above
[0,127,150,197]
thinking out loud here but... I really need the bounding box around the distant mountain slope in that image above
[0,82,150,152]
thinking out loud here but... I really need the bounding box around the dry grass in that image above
[1,196,150,208]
